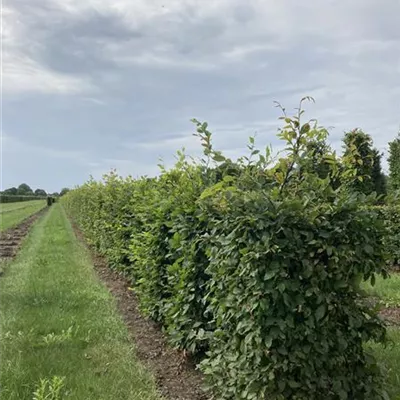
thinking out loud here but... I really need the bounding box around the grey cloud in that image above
[11,3,141,75]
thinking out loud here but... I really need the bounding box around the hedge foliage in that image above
[382,203,400,268]
[62,100,390,399]
[0,195,46,203]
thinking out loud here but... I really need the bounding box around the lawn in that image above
[362,273,400,306]
[0,204,161,400]
[0,200,46,231]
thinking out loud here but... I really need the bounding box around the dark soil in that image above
[0,207,49,264]
[71,222,209,400]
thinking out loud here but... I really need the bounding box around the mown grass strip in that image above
[0,204,161,400]
[0,200,46,231]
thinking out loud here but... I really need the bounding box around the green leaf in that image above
[300,123,310,134]
[212,153,226,162]
[315,304,326,321]
[264,270,277,280]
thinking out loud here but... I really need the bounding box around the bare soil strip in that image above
[71,221,208,400]
[376,269,400,326]
[0,208,48,263]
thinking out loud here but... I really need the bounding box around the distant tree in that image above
[60,188,70,196]
[17,183,33,195]
[371,149,387,196]
[342,129,385,196]
[388,132,400,192]
[300,140,334,179]
[34,189,47,197]
[3,187,18,195]
[51,192,60,197]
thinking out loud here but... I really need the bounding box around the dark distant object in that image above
[47,197,53,207]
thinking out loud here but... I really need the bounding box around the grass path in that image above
[0,200,46,231]
[0,204,161,400]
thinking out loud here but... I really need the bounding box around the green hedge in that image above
[0,195,46,203]
[62,109,389,399]
[382,204,400,268]
[199,190,387,399]
[369,204,400,269]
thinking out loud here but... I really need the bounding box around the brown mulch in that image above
[71,222,209,400]
[0,207,49,265]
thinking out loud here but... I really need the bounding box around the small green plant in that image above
[388,132,400,192]
[32,376,65,400]
[42,326,75,345]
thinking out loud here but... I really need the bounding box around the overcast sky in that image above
[2,0,400,192]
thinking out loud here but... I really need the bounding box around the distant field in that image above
[0,200,46,231]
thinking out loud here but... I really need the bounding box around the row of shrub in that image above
[381,204,400,268]
[0,195,47,203]
[62,103,393,399]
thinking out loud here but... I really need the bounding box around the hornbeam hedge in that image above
[62,101,390,399]
[0,195,46,203]
[382,203,400,268]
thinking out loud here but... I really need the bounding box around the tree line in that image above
[0,184,70,198]
[304,128,400,198]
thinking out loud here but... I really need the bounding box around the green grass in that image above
[362,273,400,399]
[362,273,400,306]
[0,204,161,400]
[0,200,46,231]
[368,328,400,400]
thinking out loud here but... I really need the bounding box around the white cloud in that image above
[3,53,93,95]
[81,97,106,106]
